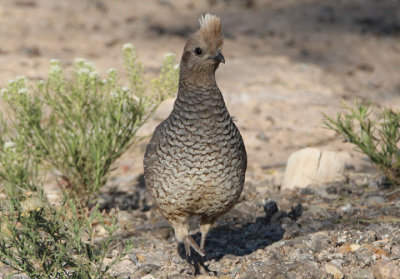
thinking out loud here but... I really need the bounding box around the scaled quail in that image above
[144,14,247,258]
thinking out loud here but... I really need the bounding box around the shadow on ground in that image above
[177,202,303,262]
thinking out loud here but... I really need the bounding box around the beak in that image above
[211,52,225,64]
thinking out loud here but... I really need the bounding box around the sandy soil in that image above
[0,0,400,278]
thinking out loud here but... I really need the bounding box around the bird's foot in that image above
[181,251,213,275]
[180,235,211,275]
[198,261,216,275]
[186,235,205,257]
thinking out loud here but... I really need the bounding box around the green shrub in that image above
[324,101,400,186]
[0,196,132,279]
[0,120,39,189]
[0,122,132,278]
[1,44,178,205]
[0,44,178,278]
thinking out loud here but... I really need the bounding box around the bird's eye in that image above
[194,47,203,55]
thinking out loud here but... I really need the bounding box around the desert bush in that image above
[0,197,131,278]
[0,122,132,278]
[1,44,178,205]
[324,101,400,186]
[0,44,178,277]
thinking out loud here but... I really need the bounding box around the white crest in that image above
[199,13,218,28]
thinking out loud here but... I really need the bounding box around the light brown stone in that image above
[282,148,351,189]
[373,260,400,279]
[324,263,344,279]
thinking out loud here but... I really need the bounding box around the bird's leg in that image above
[172,218,191,259]
[173,217,204,258]
[173,218,206,275]
[200,223,212,250]
[195,216,217,275]
[200,216,216,251]
[186,235,205,257]
[186,235,210,275]
[183,237,191,257]
[181,234,197,275]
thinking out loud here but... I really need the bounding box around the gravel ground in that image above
[91,170,400,278]
[2,172,399,278]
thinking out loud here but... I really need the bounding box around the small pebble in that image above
[339,203,352,212]
[129,253,138,265]
[139,264,161,274]
[372,260,400,279]
[349,269,374,279]
[324,263,344,279]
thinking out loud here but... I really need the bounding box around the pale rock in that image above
[350,269,374,279]
[282,148,351,189]
[373,260,400,279]
[324,263,344,279]
[350,243,361,252]
[330,259,344,268]
[118,210,136,229]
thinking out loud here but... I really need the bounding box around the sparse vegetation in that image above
[325,101,400,186]
[1,44,178,206]
[0,118,133,278]
[0,44,178,278]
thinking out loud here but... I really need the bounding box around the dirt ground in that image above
[0,0,400,278]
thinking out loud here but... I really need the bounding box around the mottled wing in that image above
[143,120,167,187]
